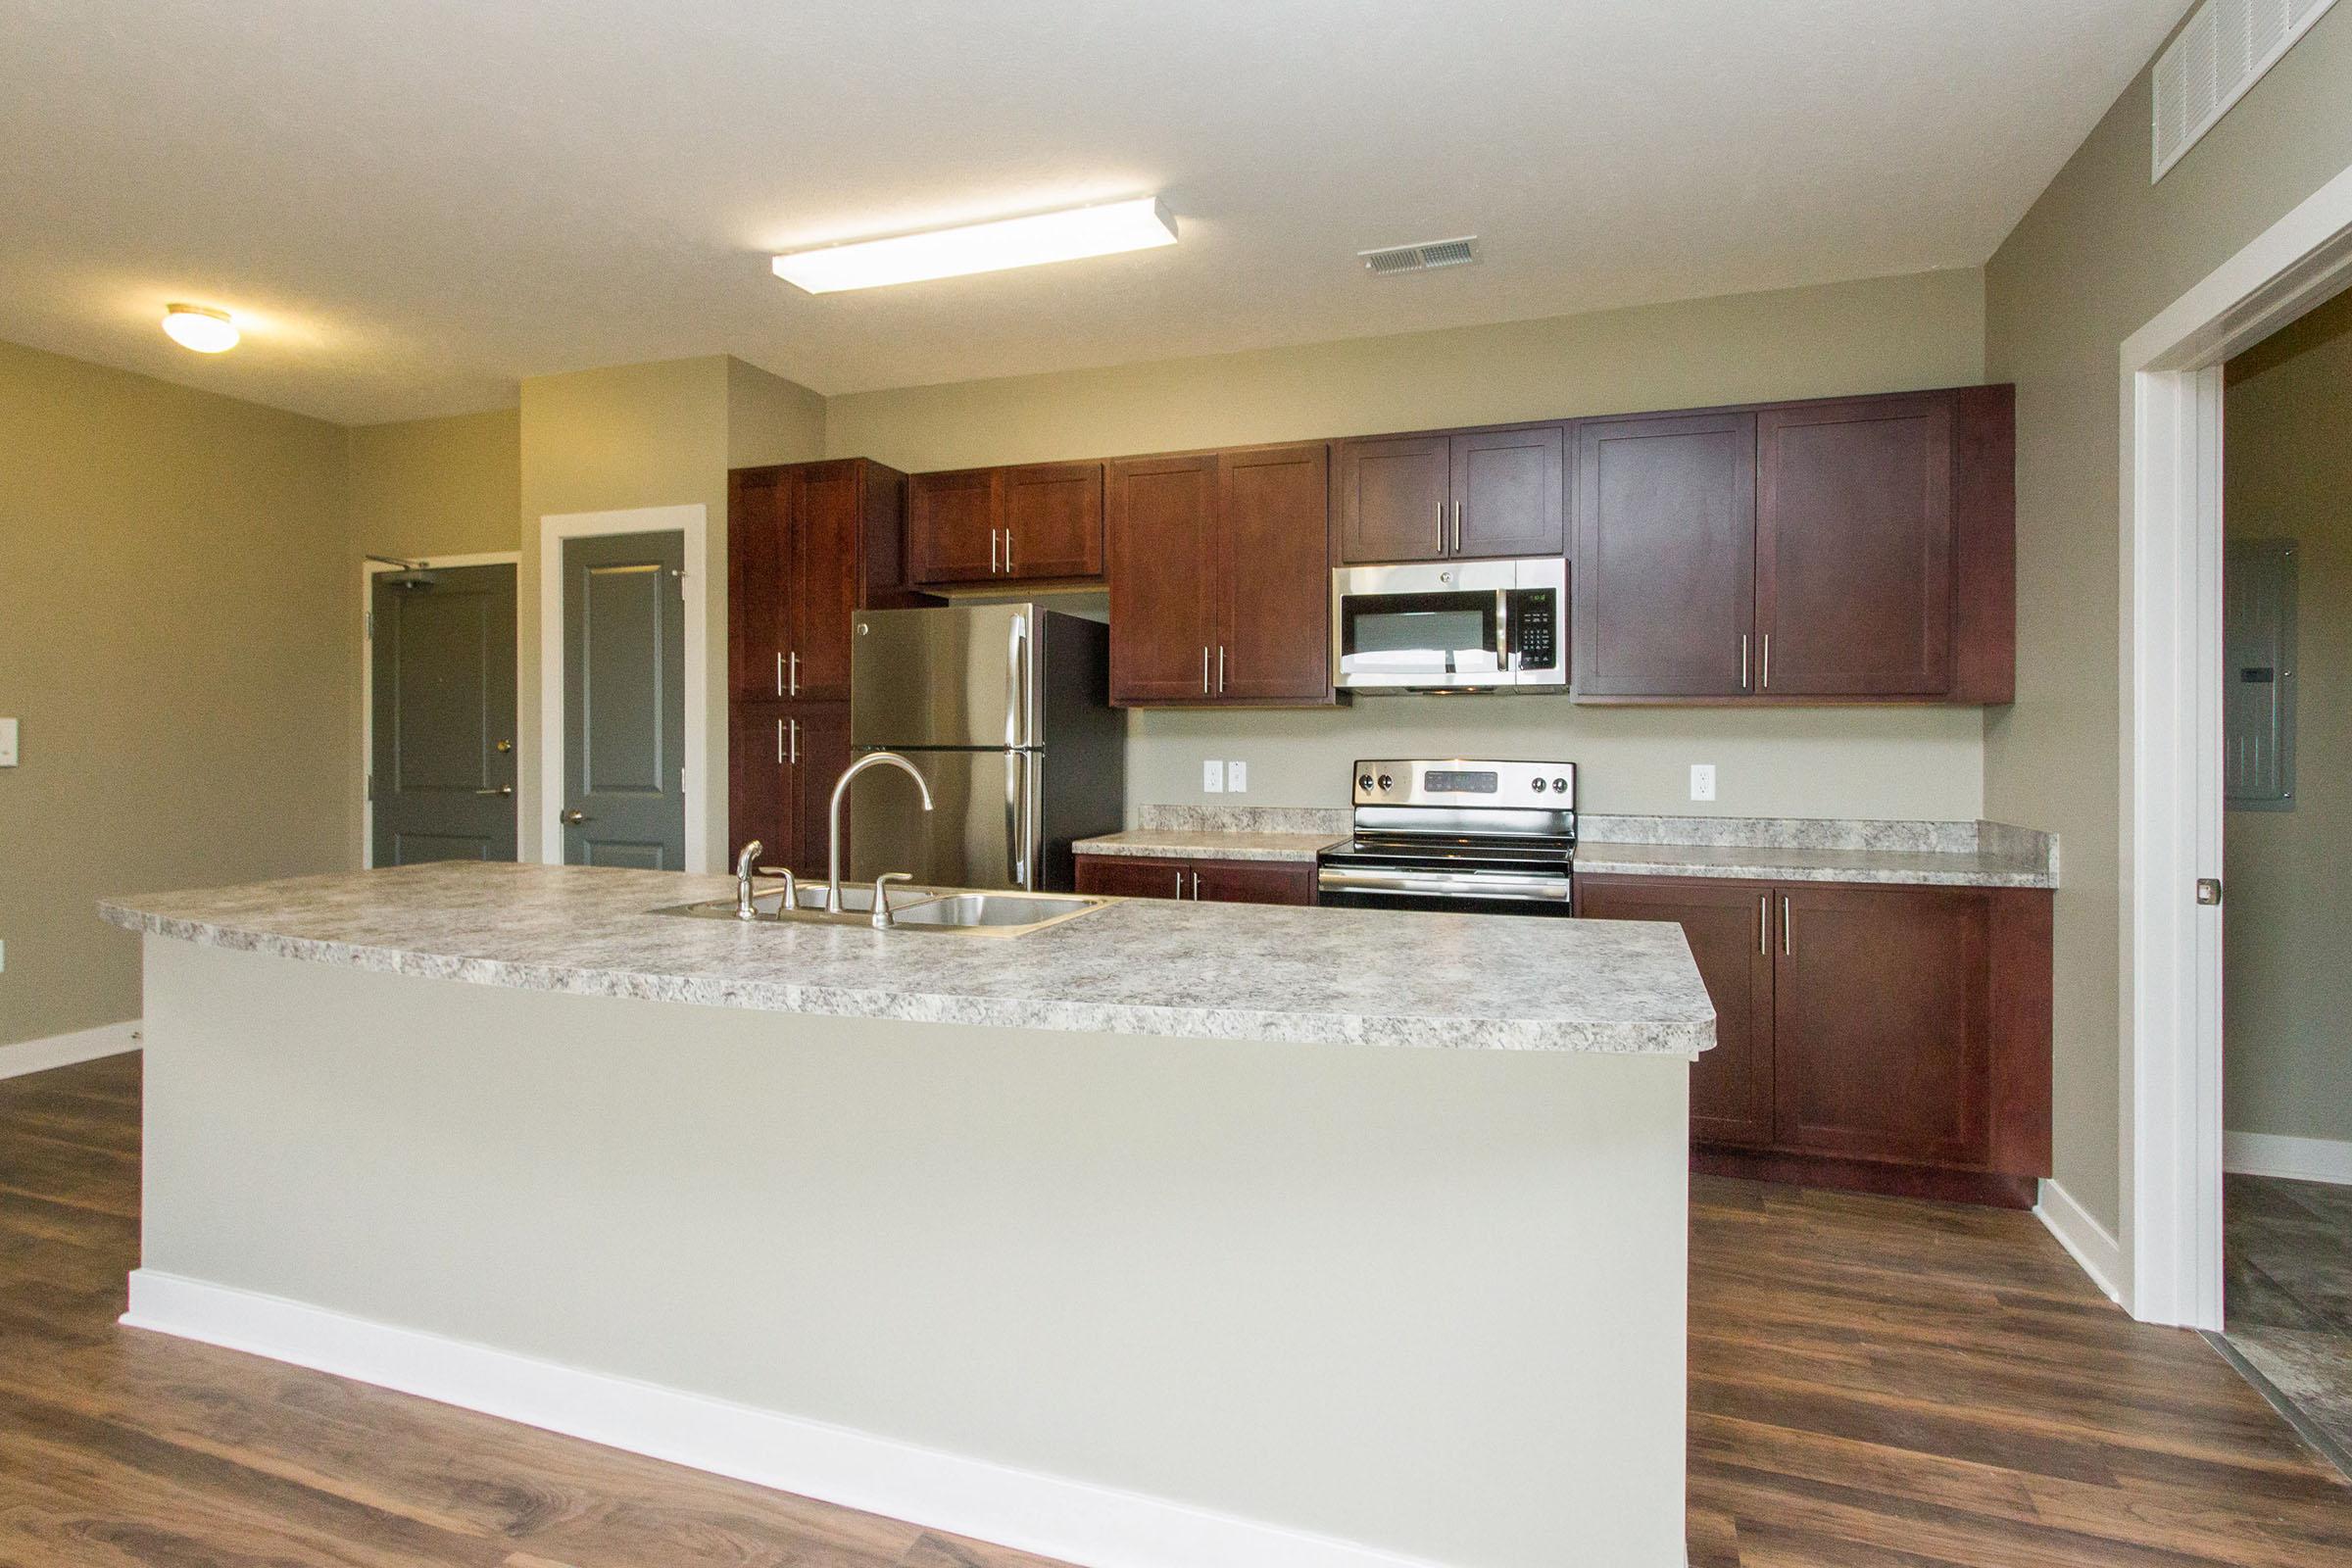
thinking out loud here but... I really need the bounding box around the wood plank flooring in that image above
[2,1054,2346,1567]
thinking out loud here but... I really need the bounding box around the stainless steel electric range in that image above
[1315,759,1577,917]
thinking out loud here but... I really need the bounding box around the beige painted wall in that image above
[835,269,1991,823]
[1984,1,2352,1230]
[0,340,351,1047]
[516,357,823,870]
[2221,289,2352,1145]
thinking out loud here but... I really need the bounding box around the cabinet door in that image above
[1002,463,1104,579]
[1216,444,1331,702]
[1756,395,1954,696]
[727,706,792,865]
[1075,855,1191,900]
[782,706,853,880]
[1106,455,1219,703]
[727,469,792,702]
[1335,434,1450,564]
[1773,884,1991,1167]
[787,463,861,702]
[1577,876,1775,1147]
[1573,413,1755,697]
[1192,859,1318,906]
[907,469,1002,585]
[1451,426,1565,558]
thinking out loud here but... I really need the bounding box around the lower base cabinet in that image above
[1577,874,2052,1206]
[1074,855,1318,906]
[726,703,851,879]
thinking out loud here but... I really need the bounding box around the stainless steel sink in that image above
[886,893,1103,932]
[654,884,1110,936]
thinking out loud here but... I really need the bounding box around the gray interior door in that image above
[561,531,687,869]
[370,564,518,865]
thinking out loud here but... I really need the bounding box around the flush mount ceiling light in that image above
[772,197,1177,294]
[161,303,238,353]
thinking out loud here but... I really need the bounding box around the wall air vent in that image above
[2152,0,2339,180]
[1359,236,1479,275]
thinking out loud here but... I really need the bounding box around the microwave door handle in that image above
[1497,589,1516,670]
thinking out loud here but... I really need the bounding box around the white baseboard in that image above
[122,1269,1456,1568]
[2226,1131,2352,1186]
[0,1019,141,1081]
[2034,1179,2124,1306]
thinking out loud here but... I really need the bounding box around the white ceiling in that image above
[0,0,2184,426]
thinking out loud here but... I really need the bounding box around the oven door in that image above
[1317,863,1576,917]
[1331,562,1515,690]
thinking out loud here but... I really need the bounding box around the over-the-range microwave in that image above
[1330,558,1566,692]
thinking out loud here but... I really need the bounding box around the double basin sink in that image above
[658,881,1108,937]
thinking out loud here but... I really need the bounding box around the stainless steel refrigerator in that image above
[845,605,1124,893]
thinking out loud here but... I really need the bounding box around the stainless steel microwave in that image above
[1330,558,1567,692]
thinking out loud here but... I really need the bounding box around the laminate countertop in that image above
[1071,830,1343,863]
[100,863,1714,1057]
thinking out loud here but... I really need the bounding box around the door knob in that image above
[475,786,514,797]
[560,808,589,824]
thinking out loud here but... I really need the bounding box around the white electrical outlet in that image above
[0,717,17,767]
[1226,760,1248,793]
[1202,759,1224,794]
[1690,763,1717,803]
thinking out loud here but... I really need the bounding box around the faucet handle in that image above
[870,872,913,930]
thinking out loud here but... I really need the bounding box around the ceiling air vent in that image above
[2152,0,2339,180]
[1359,236,1479,275]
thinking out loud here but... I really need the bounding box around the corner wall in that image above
[0,340,351,1046]
[1983,1,2352,1231]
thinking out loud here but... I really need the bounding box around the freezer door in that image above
[845,748,1040,891]
[851,605,1037,750]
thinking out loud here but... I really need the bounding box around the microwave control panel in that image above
[1511,589,1559,671]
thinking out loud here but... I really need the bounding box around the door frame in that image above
[360,552,524,868]
[536,506,710,874]
[2121,160,2352,1329]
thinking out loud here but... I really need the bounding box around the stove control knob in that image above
[1357,773,1374,792]
[1377,773,1394,791]
[1531,778,1546,793]
[1552,776,1569,794]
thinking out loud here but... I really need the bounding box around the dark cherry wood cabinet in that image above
[729,706,852,879]
[1074,855,1318,906]
[1756,395,1952,697]
[1335,425,1565,564]
[1575,876,1776,1147]
[1107,443,1332,707]
[727,457,921,873]
[1573,412,1757,698]
[728,459,912,704]
[1577,871,2051,1206]
[907,463,1104,586]
[1571,385,2015,706]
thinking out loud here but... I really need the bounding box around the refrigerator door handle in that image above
[1005,613,1031,749]
[1005,752,1032,887]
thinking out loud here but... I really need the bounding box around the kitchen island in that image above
[103,862,1713,1568]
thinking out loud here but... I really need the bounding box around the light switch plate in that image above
[1202,759,1224,794]
[1226,760,1248,793]
[1690,763,1716,803]
[0,717,16,766]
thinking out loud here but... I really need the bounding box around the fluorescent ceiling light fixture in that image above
[772,197,1177,294]
[161,303,238,353]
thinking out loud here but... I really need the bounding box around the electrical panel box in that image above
[2225,539,2297,811]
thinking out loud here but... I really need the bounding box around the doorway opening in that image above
[362,553,521,866]
[2212,282,2352,1475]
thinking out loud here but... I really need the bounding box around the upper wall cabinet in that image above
[1572,385,2014,705]
[1107,443,1334,707]
[907,462,1105,586]
[727,458,915,704]
[1334,425,1565,564]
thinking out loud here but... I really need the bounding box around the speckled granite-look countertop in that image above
[101,863,1715,1056]
[1071,829,1343,862]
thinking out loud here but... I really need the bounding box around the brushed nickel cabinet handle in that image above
[1762,632,1772,690]
[1436,498,1446,549]
[989,528,999,574]
[788,650,799,697]
[1192,869,1201,899]
[1782,895,1792,956]
[775,717,785,766]
[1758,894,1768,956]
[1201,646,1210,695]
[1004,527,1013,573]
[1452,499,1463,554]
[788,718,800,766]
[775,650,785,697]
[1740,634,1750,691]
[1174,869,1185,899]
[1217,645,1226,694]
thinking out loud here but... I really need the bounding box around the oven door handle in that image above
[1316,867,1573,902]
